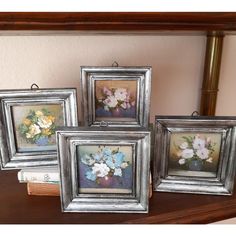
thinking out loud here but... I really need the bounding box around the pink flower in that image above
[103,87,112,96]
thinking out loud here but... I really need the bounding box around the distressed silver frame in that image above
[80,66,151,128]
[57,127,151,213]
[0,88,78,170]
[153,116,236,195]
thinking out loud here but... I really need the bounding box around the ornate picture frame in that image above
[0,88,78,170]
[80,66,151,128]
[153,116,236,195]
[57,127,151,213]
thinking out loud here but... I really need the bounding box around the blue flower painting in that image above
[77,145,133,194]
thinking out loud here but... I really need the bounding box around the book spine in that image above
[18,171,59,184]
[27,182,60,196]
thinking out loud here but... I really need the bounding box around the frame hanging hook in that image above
[112,61,119,67]
[191,110,200,117]
[30,83,39,90]
[99,121,108,127]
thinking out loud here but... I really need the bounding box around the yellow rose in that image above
[47,115,55,122]
[42,128,51,136]
[37,116,52,129]
[23,118,31,126]
[36,110,43,117]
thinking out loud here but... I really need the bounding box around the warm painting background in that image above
[168,132,222,178]
[95,79,137,121]
[12,104,64,152]
[77,145,133,194]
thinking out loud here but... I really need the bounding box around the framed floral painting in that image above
[57,127,151,213]
[153,116,236,195]
[80,66,151,127]
[0,88,78,169]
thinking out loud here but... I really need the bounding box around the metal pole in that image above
[200,32,224,116]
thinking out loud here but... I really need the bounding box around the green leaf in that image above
[18,124,29,134]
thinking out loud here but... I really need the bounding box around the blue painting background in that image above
[95,106,136,118]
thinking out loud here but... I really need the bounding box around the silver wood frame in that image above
[0,88,78,170]
[80,66,151,128]
[57,127,151,213]
[153,116,236,195]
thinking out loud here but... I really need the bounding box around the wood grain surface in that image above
[0,170,236,224]
[0,12,236,31]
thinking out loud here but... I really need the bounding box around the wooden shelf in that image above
[0,12,236,224]
[0,12,236,32]
[1,170,236,224]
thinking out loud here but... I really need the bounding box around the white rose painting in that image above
[77,145,133,194]
[12,104,64,152]
[168,132,222,178]
[95,80,137,121]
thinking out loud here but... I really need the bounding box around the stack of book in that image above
[17,167,60,196]
[18,168,153,197]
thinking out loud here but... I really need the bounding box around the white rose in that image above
[26,124,41,138]
[179,142,188,150]
[206,157,213,163]
[104,105,109,111]
[178,159,186,165]
[182,149,194,159]
[120,162,129,169]
[114,88,128,101]
[206,137,211,144]
[196,148,209,160]
[92,163,110,178]
[81,154,95,166]
[114,168,122,177]
[193,137,205,150]
[37,116,52,129]
[103,96,118,108]
[120,103,127,109]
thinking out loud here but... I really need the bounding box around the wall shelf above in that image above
[0,12,236,33]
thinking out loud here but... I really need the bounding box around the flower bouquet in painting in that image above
[174,134,217,171]
[78,145,133,193]
[18,109,57,147]
[95,86,136,119]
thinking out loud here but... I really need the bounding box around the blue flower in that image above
[85,171,96,181]
[103,148,112,158]
[35,136,49,146]
[113,152,124,167]
[105,152,125,169]
[94,153,102,161]
[106,156,115,169]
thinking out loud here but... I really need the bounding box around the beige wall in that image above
[0,34,236,224]
[216,36,236,116]
[0,35,206,122]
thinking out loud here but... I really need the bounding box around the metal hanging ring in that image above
[191,111,200,117]
[30,83,39,90]
[99,121,108,127]
[112,61,119,67]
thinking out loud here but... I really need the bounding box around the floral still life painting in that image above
[168,133,222,178]
[95,80,137,121]
[12,104,64,152]
[77,145,133,194]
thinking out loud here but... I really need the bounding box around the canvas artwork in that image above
[168,132,222,178]
[12,104,64,152]
[95,80,137,122]
[77,145,133,194]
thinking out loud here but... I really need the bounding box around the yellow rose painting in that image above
[12,104,64,152]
